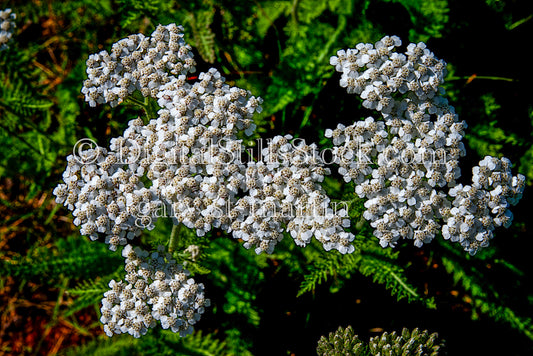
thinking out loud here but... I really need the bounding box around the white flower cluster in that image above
[329,36,525,254]
[53,25,527,341]
[330,36,446,111]
[0,8,16,51]
[444,156,524,254]
[82,23,195,107]
[231,136,354,254]
[54,24,354,255]
[52,145,159,251]
[100,245,209,338]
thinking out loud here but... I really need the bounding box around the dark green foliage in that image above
[60,329,231,356]
[118,0,174,31]
[66,271,123,318]
[297,239,436,308]
[0,49,58,185]
[377,0,450,41]
[438,241,533,341]
[0,235,123,284]
[204,238,265,327]
[189,6,217,64]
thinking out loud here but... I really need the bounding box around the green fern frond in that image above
[466,119,525,158]
[358,248,435,308]
[117,0,170,30]
[327,0,355,15]
[164,329,229,356]
[205,238,265,327]
[189,9,217,64]
[0,49,66,185]
[295,0,329,24]
[379,0,449,41]
[0,80,52,118]
[297,251,354,297]
[60,329,231,356]
[59,334,141,356]
[298,243,435,308]
[1,236,123,284]
[0,54,53,121]
[255,1,290,38]
[66,269,123,317]
[441,255,533,340]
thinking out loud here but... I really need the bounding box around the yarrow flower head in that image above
[443,156,525,255]
[81,24,195,107]
[55,24,355,256]
[0,8,16,51]
[368,327,444,355]
[316,326,444,356]
[100,245,209,338]
[52,25,528,341]
[54,25,356,337]
[328,36,525,254]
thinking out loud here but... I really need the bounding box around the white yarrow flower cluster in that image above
[55,24,354,255]
[82,24,195,107]
[443,156,525,255]
[231,136,354,254]
[100,245,209,338]
[52,144,160,251]
[329,36,525,254]
[0,8,16,51]
[52,25,528,341]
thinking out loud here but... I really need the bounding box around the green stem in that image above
[290,0,300,25]
[124,95,146,108]
[124,95,159,121]
[145,95,160,121]
[448,75,516,83]
[317,14,347,66]
[168,224,180,253]
[507,14,532,30]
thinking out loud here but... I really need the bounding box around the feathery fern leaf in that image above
[60,334,141,356]
[441,255,533,340]
[60,329,231,356]
[163,329,229,356]
[117,0,170,30]
[358,248,436,308]
[189,8,216,63]
[298,243,435,308]
[297,250,354,297]
[65,270,123,318]
[1,235,123,284]
[0,52,53,123]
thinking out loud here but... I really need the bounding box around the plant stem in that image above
[507,14,532,30]
[168,224,180,253]
[290,0,300,25]
[144,95,160,121]
[124,95,146,108]
[317,14,347,66]
[448,75,516,83]
[124,95,159,121]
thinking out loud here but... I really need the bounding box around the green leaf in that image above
[298,241,435,308]
[189,8,217,63]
